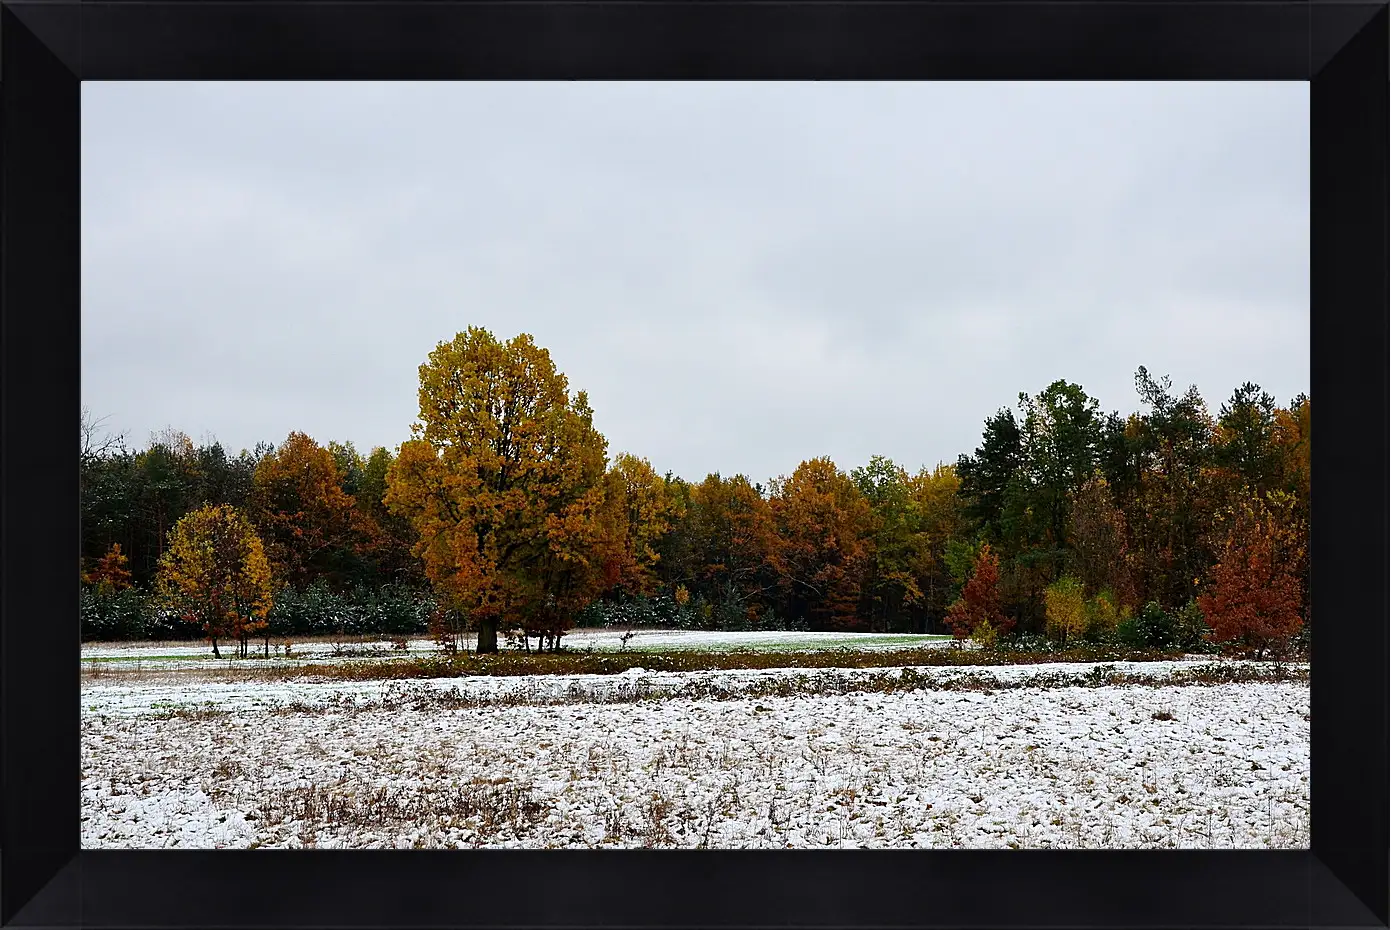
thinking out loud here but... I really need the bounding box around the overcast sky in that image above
[82,82,1308,484]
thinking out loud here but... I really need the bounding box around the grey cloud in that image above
[82,81,1308,484]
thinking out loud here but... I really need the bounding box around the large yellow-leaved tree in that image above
[385,328,610,652]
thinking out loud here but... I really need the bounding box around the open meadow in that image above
[81,632,1309,850]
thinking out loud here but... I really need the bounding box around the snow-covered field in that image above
[81,630,954,665]
[79,658,1268,716]
[82,659,1309,850]
[558,629,954,652]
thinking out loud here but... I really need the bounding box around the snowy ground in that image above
[557,629,954,652]
[79,631,956,678]
[82,660,1308,850]
[79,658,1271,717]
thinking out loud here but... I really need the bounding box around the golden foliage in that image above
[909,463,964,543]
[687,473,777,595]
[384,328,609,649]
[1272,398,1310,501]
[1043,575,1088,644]
[156,504,272,654]
[596,453,680,596]
[1085,588,1125,635]
[969,619,998,650]
[250,431,360,588]
[769,457,875,630]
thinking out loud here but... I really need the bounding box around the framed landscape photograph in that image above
[3,3,1386,928]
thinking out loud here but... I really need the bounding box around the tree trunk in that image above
[264,636,270,658]
[211,637,221,659]
[476,617,498,654]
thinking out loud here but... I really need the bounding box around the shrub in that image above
[969,620,999,650]
[1043,575,1088,645]
[1115,600,1216,653]
[996,632,1053,655]
[81,585,149,641]
[575,591,795,633]
[1084,588,1124,640]
[79,583,204,643]
[357,583,435,636]
[1118,600,1176,650]
[1172,600,1218,653]
[574,592,703,630]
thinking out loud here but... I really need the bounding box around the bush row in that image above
[80,585,1263,657]
[81,587,807,643]
[574,594,813,633]
[992,600,1224,657]
[83,586,829,643]
[80,582,435,642]
[267,582,434,638]
[80,586,191,641]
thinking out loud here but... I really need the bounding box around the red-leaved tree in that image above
[1197,491,1305,659]
[943,543,1013,642]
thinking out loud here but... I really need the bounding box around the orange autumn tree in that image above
[943,543,1012,644]
[594,453,681,598]
[768,457,875,630]
[1197,489,1306,659]
[684,473,778,623]
[156,505,273,658]
[84,543,133,595]
[384,328,609,653]
[250,432,362,589]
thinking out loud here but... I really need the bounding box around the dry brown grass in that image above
[240,645,1198,684]
[256,778,547,840]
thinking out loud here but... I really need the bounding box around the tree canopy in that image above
[83,337,1309,658]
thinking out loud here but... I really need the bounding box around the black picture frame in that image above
[3,2,1386,927]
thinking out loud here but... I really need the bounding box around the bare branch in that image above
[80,407,127,466]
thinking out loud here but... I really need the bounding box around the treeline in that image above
[81,328,1310,658]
